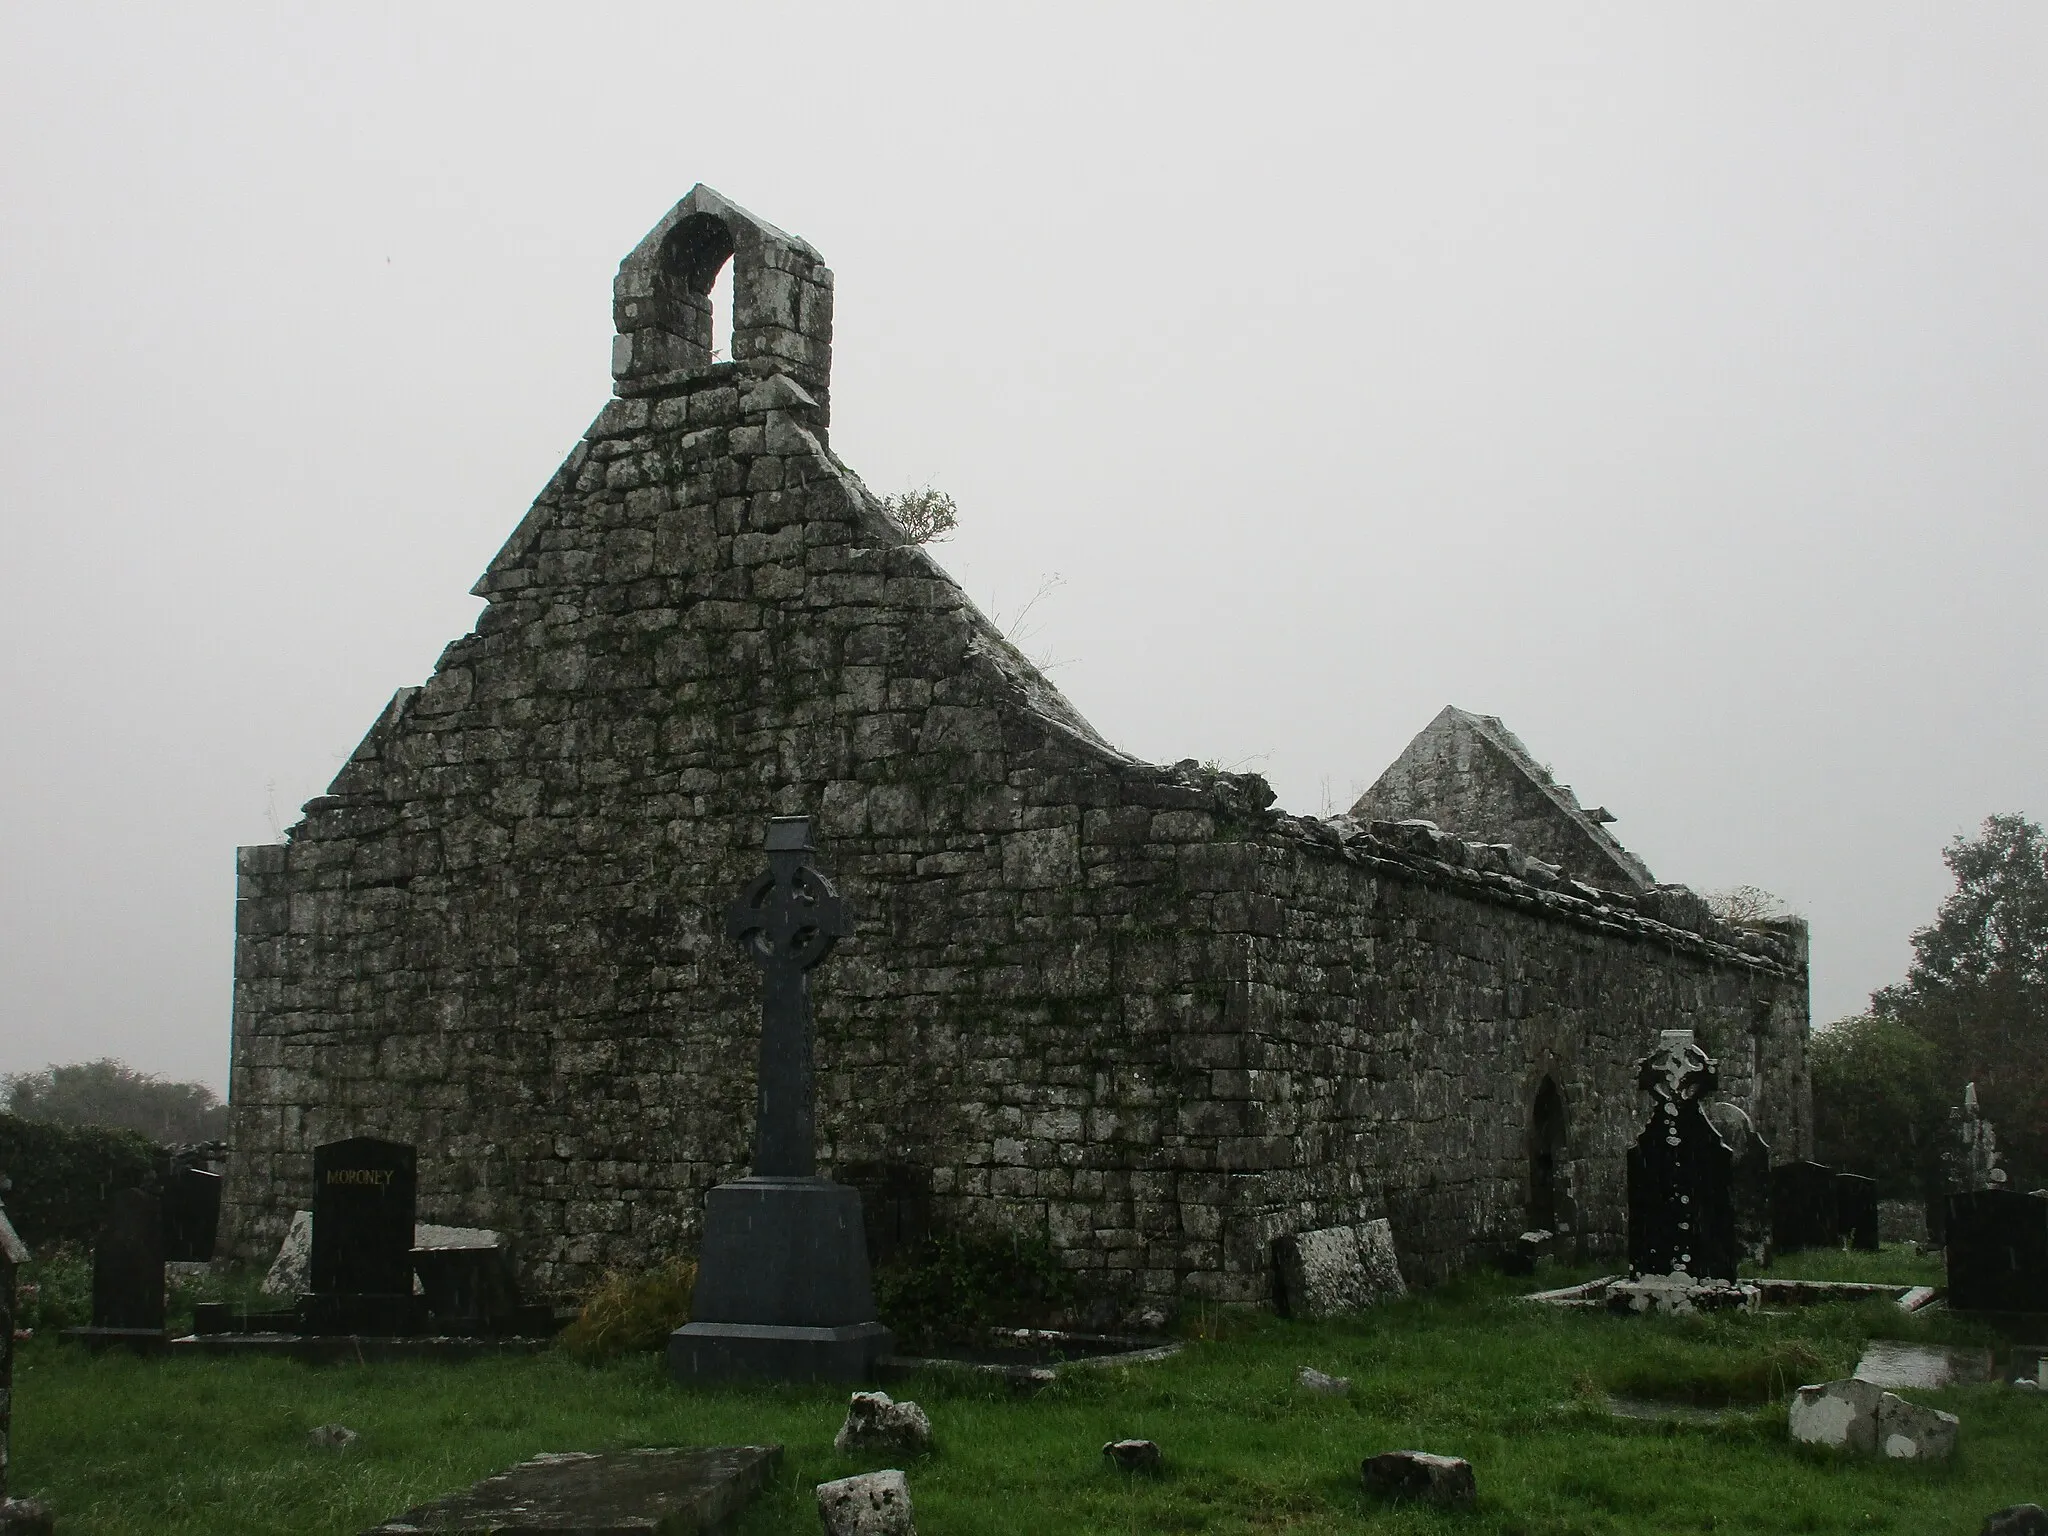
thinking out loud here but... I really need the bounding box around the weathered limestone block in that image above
[834,1393,932,1457]
[1273,1219,1405,1318]
[816,1470,914,1536]
[1360,1451,1475,1509]
[1877,1391,1958,1460]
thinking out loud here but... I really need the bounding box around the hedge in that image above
[0,1113,163,1249]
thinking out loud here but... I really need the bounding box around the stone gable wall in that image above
[223,204,1810,1311]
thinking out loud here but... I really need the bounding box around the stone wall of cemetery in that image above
[221,190,1812,1310]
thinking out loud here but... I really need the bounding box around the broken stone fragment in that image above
[307,1423,359,1449]
[834,1392,933,1457]
[1789,1378,1885,1453]
[1272,1219,1406,1319]
[1102,1439,1161,1473]
[1360,1451,1476,1509]
[1296,1365,1352,1396]
[816,1469,914,1536]
[1983,1506,2048,1536]
[1876,1391,1958,1460]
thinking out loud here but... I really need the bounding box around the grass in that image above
[9,1248,2042,1535]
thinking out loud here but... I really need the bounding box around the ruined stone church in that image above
[222,187,1811,1309]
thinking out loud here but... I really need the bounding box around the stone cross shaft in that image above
[725,816,852,1178]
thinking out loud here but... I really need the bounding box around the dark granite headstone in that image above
[91,1186,165,1331]
[1945,1190,2048,1313]
[1625,1031,1738,1283]
[670,816,892,1382]
[1770,1161,1840,1253]
[1836,1173,1880,1252]
[161,1165,223,1263]
[411,1243,521,1333]
[304,1137,419,1334]
[1707,1101,1773,1265]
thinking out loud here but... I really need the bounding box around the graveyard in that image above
[2,186,2045,1534]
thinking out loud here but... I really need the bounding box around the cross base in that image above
[669,1177,892,1383]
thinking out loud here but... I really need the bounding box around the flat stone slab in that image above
[172,1332,555,1364]
[1855,1341,1997,1390]
[363,1445,780,1534]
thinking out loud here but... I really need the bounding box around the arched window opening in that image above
[707,254,734,362]
[1529,1077,1570,1234]
[649,212,736,373]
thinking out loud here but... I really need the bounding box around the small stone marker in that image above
[308,1423,359,1449]
[1296,1365,1351,1396]
[1102,1439,1161,1473]
[363,1445,781,1535]
[834,1393,933,1457]
[1706,1101,1773,1264]
[1875,1391,1958,1460]
[1626,1032,1737,1285]
[1983,1506,2048,1536]
[1769,1161,1840,1254]
[262,1210,313,1296]
[1945,1082,2007,1193]
[1272,1218,1405,1319]
[90,1186,165,1333]
[816,1469,914,1536]
[160,1164,223,1264]
[1360,1451,1475,1509]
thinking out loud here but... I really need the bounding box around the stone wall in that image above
[222,188,1811,1310]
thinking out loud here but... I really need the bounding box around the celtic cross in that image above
[725,816,853,1178]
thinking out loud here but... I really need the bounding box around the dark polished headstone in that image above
[671,817,892,1383]
[1836,1173,1880,1252]
[1770,1161,1840,1253]
[91,1186,165,1331]
[412,1244,522,1332]
[310,1138,417,1296]
[161,1165,223,1263]
[1946,1190,2048,1313]
[1707,1101,1773,1266]
[1625,1032,1737,1282]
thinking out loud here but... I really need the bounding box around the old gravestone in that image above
[1770,1161,1840,1254]
[1706,1101,1772,1265]
[670,816,892,1382]
[2,1189,42,1524]
[161,1163,223,1264]
[302,1137,419,1335]
[1625,1031,1737,1283]
[90,1186,165,1333]
[1836,1173,1880,1252]
[1945,1190,2048,1313]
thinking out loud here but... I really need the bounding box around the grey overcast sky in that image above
[3,5,2044,1091]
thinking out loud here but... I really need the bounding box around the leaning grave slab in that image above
[222,184,1814,1311]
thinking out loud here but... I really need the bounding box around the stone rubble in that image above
[1101,1439,1161,1473]
[1360,1451,1476,1509]
[834,1393,933,1458]
[816,1469,915,1536]
[1789,1378,1957,1461]
[1295,1366,1352,1396]
[1273,1220,1406,1319]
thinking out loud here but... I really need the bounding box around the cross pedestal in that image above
[669,818,891,1383]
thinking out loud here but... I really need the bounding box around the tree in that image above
[1808,1014,1945,1198]
[3,1058,229,1144]
[881,486,958,545]
[1871,813,2048,1188]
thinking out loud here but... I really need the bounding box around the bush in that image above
[557,1257,697,1361]
[874,1226,1080,1349]
[5,1059,229,1143]
[0,1112,162,1248]
[16,1242,92,1333]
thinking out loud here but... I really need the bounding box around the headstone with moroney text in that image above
[303,1137,419,1335]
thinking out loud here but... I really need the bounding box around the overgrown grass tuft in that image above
[557,1257,697,1362]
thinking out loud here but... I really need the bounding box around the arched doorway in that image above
[1529,1077,1571,1234]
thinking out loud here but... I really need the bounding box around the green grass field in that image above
[9,1253,2041,1535]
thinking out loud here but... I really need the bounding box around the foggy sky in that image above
[3,4,2044,1091]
